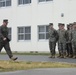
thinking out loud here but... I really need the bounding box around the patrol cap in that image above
[73,22,76,25]
[67,24,69,26]
[58,23,61,26]
[69,23,73,26]
[3,19,8,23]
[49,23,53,26]
[62,24,65,26]
[58,23,64,26]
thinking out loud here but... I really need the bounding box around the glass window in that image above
[18,0,31,5]
[18,34,24,40]
[38,25,49,40]
[39,0,45,2]
[39,26,45,32]
[46,0,52,1]
[6,0,11,6]
[39,34,45,39]
[25,27,31,33]
[18,26,31,41]
[18,0,23,5]
[25,34,31,40]
[0,0,11,7]
[39,0,53,2]
[46,26,49,32]
[18,27,24,33]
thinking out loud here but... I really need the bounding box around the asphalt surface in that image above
[0,55,76,63]
[0,68,76,75]
[0,55,76,75]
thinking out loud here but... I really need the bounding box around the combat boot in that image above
[63,55,66,59]
[52,55,55,58]
[57,54,61,58]
[60,54,64,58]
[69,55,73,58]
[49,55,53,58]
[73,56,76,59]
[10,57,18,61]
[63,53,66,58]
[66,54,69,57]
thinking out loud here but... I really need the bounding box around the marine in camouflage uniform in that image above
[71,22,76,58]
[66,24,73,58]
[48,23,58,58]
[66,24,70,57]
[57,23,67,58]
[0,19,18,61]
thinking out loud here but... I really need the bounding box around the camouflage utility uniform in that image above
[49,28,58,58]
[0,25,13,58]
[71,29,76,58]
[0,19,18,61]
[66,28,73,57]
[57,29,67,58]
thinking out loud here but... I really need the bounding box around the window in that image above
[18,0,31,5]
[39,0,53,2]
[8,27,12,40]
[0,0,11,7]
[38,25,49,40]
[18,26,31,41]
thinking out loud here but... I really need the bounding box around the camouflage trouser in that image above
[72,41,76,56]
[66,43,73,56]
[58,43,66,56]
[49,41,56,56]
[0,41,13,58]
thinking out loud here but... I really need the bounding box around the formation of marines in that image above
[0,19,76,60]
[49,22,76,59]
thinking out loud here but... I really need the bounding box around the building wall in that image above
[0,0,76,52]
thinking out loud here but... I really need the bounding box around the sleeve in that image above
[0,26,5,39]
[71,31,73,41]
[65,30,68,41]
[54,30,59,42]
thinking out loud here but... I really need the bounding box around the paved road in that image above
[0,68,76,75]
[0,55,76,63]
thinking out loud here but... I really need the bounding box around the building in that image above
[0,0,76,52]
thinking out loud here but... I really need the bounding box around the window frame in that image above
[18,0,31,6]
[0,0,11,8]
[38,25,49,41]
[17,26,31,42]
[38,0,53,3]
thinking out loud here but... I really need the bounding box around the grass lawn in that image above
[0,60,76,72]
